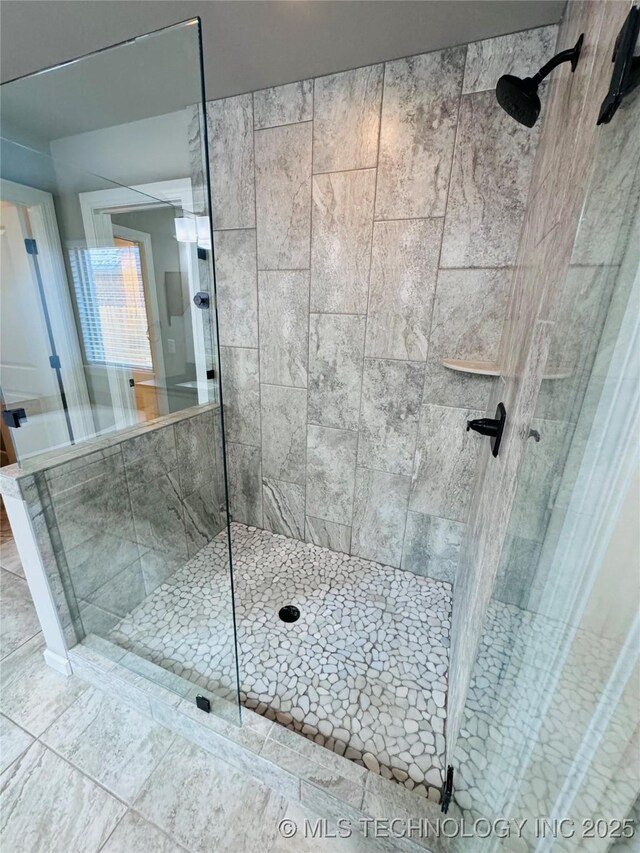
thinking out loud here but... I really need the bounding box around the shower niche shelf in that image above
[441,358,572,380]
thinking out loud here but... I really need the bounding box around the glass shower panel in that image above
[1,19,218,460]
[452,86,639,848]
[0,22,240,723]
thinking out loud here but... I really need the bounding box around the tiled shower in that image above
[213,25,554,577]
[1,2,638,844]
[182,25,552,796]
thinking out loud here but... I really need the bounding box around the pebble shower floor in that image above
[109,523,451,799]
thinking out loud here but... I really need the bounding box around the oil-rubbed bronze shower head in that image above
[496,34,584,127]
[496,74,541,128]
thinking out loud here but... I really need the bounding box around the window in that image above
[69,240,153,370]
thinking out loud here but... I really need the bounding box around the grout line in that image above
[212,226,256,234]
[350,59,386,558]
[226,439,261,451]
[0,628,44,665]
[373,214,446,225]
[257,268,311,273]
[14,738,128,811]
[303,79,315,536]
[312,165,378,178]
[251,95,265,531]
[0,711,36,741]
[95,812,127,852]
[254,118,313,133]
[306,422,359,435]
[260,381,308,392]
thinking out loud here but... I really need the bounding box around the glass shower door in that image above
[0,192,74,461]
[451,56,639,850]
[1,20,240,724]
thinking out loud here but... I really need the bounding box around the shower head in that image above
[496,74,541,127]
[496,34,584,127]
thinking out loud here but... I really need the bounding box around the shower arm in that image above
[531,34,584,87]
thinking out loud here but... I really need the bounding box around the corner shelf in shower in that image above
[441,359,573,380]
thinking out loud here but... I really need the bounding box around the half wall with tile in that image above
[1,405,226,644]
[209,25,557,579]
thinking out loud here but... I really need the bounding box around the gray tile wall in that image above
[211,26,554,579]
[30,408,226,640]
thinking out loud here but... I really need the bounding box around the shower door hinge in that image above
[440,765,454,813]
[2,408,27,429]
[49,355,61,369]
[24,238,38,255]
[195,695,211,713]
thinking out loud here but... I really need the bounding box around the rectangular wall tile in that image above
[351,468,410,567]
[254,80,313,129]
[410,404,482,522]
[129,474,188,561]
[84,560,146,618]
[305,517,351,554]
[308,313,366,431]
[207,95,255,230]
[226,442,263,527]
[305,425,358,525]
[463,26,557,94]
[401,511,464,584]
[358,359,424,476]
[213,230,258,348]
[220,347,261,446]
[313,65,383,173]
[255,122,312,269]
[47,451,136,552]
[175,412,216,496]
[262,478,305,539]
[423,268,512,409]
[310,169,376,313]
[258,271,309,387]
[65,532,142,602]
[441,91,539,268]
[121,426,177,489]
[376,47,465,219]
[365,219,442,361]
[260,385,307,485]
[183,482,223,558]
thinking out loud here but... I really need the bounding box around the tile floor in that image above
[0,506,382,853]
[108,523,452,798]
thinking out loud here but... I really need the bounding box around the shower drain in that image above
[278,605,300,623]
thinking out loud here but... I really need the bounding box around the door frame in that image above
[111,223,168,416]
[79,178,209,427]
[0,178,94,446]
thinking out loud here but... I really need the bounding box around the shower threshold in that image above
[107,523,451,800]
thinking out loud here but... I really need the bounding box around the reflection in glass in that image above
[1,20,240,725]
[452,91,639,848]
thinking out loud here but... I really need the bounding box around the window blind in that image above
[69,245,153,370]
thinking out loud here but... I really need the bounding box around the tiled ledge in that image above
[69,638,456,853]
[0,402,219,497]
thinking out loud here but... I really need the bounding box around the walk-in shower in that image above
[1,5,638,846]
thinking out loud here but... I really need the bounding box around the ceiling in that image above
[1,1,566,99]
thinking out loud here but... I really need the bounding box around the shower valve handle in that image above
[466,403,506,458]
[466,418,499,437]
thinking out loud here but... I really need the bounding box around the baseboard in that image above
[43,647,73,676]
